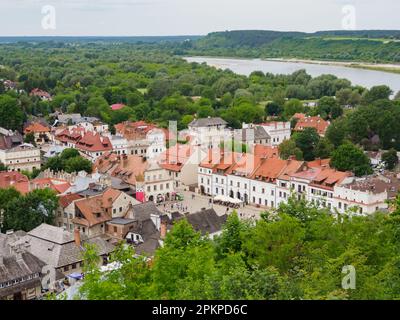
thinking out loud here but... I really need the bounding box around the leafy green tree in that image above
[2,188,58,231]
[283,99,304,119]
[64,156,93,174]
[362,85,393,104]
[0,95,24,131]
[60,148,80,160]
[24,132,36,146]
[215,212,249,259]
[381,149,399,170]
[330,142,372,176]
[326,118,348,147]
[315,138,334,159]
[293,128,320,161]
[278,139,303,160]
[265,101,282,117]
[0,161,7,172]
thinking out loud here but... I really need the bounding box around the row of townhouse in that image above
[93,152,176,203]
[198,148,400,215]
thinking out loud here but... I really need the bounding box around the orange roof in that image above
[30,178,71,194]
[251,158,288,181]
[0,172,29,194]
[294,116,330,135]
[293,113,306,120]
[308,158,331,169]
[59,193,83,208]
[75,131,112,152]
[24,122,50,134]
[73,188,122,227]
[94,152,148,185]
[310,168,352,189]
[159,144,194,172]
[251,157,304,182]
[226,153,261,176]
[253,144,279,159]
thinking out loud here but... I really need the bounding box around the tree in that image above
[64,156,93,174]
[362,85,393,104]
[44,148,92,174]
[0,95,24,131]
[24,132,36,146]
[283,99,304,119]
[293,128,320,161]
[315,138,334,159]
[265,101,282,117]
[382,149,399,170]
[317,96,343,120]
[278,139,303,160]
[215,212,249,259]
[326,118,348,148]
[0,161,7,172]
[330,142,373,176]
[60,148,80,160]
[2,188,58,232]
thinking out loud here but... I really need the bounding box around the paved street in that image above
[157,188,265,221]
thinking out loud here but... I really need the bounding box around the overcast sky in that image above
[1,0,400,36]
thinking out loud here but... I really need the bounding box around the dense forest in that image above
[76,195,400,300]
[1,41,400,177]
[183,30,400,63]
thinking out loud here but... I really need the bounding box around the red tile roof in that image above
[30,88,51,99]
[24,122,50,134]
[75,131,112,153]
[294,116,330,136]
[0,172,29,194]
[159,144,194,172]
[59,193,83,208]
[73,188,122,227]
[110,104,126,111]
[30,178,71,194]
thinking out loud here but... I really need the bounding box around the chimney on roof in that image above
[160,220,168,240]
[74,228,81,247]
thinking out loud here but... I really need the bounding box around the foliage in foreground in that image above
[77,196,400,300]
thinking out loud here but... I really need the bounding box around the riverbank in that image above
[264,58,400,74]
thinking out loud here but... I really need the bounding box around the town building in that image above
[0,127,23,150]
[259,122,291,146]
[115,121,167,160]
[29,88,52,101]
[293,114,330,136]
[0,236,46,300]
[24,122,52,145]
[55,129,112,162]
[333,173,400,215]
[158,144,207,188]
[94,152,175,203]
[7,224,114,277]
[70,188,140,238]
[234,124,271,146]
[0,143,41,173]
[188,117,231,149]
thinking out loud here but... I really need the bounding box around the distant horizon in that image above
[2,29,400,38]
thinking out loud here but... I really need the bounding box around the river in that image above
[185,57,400,94]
